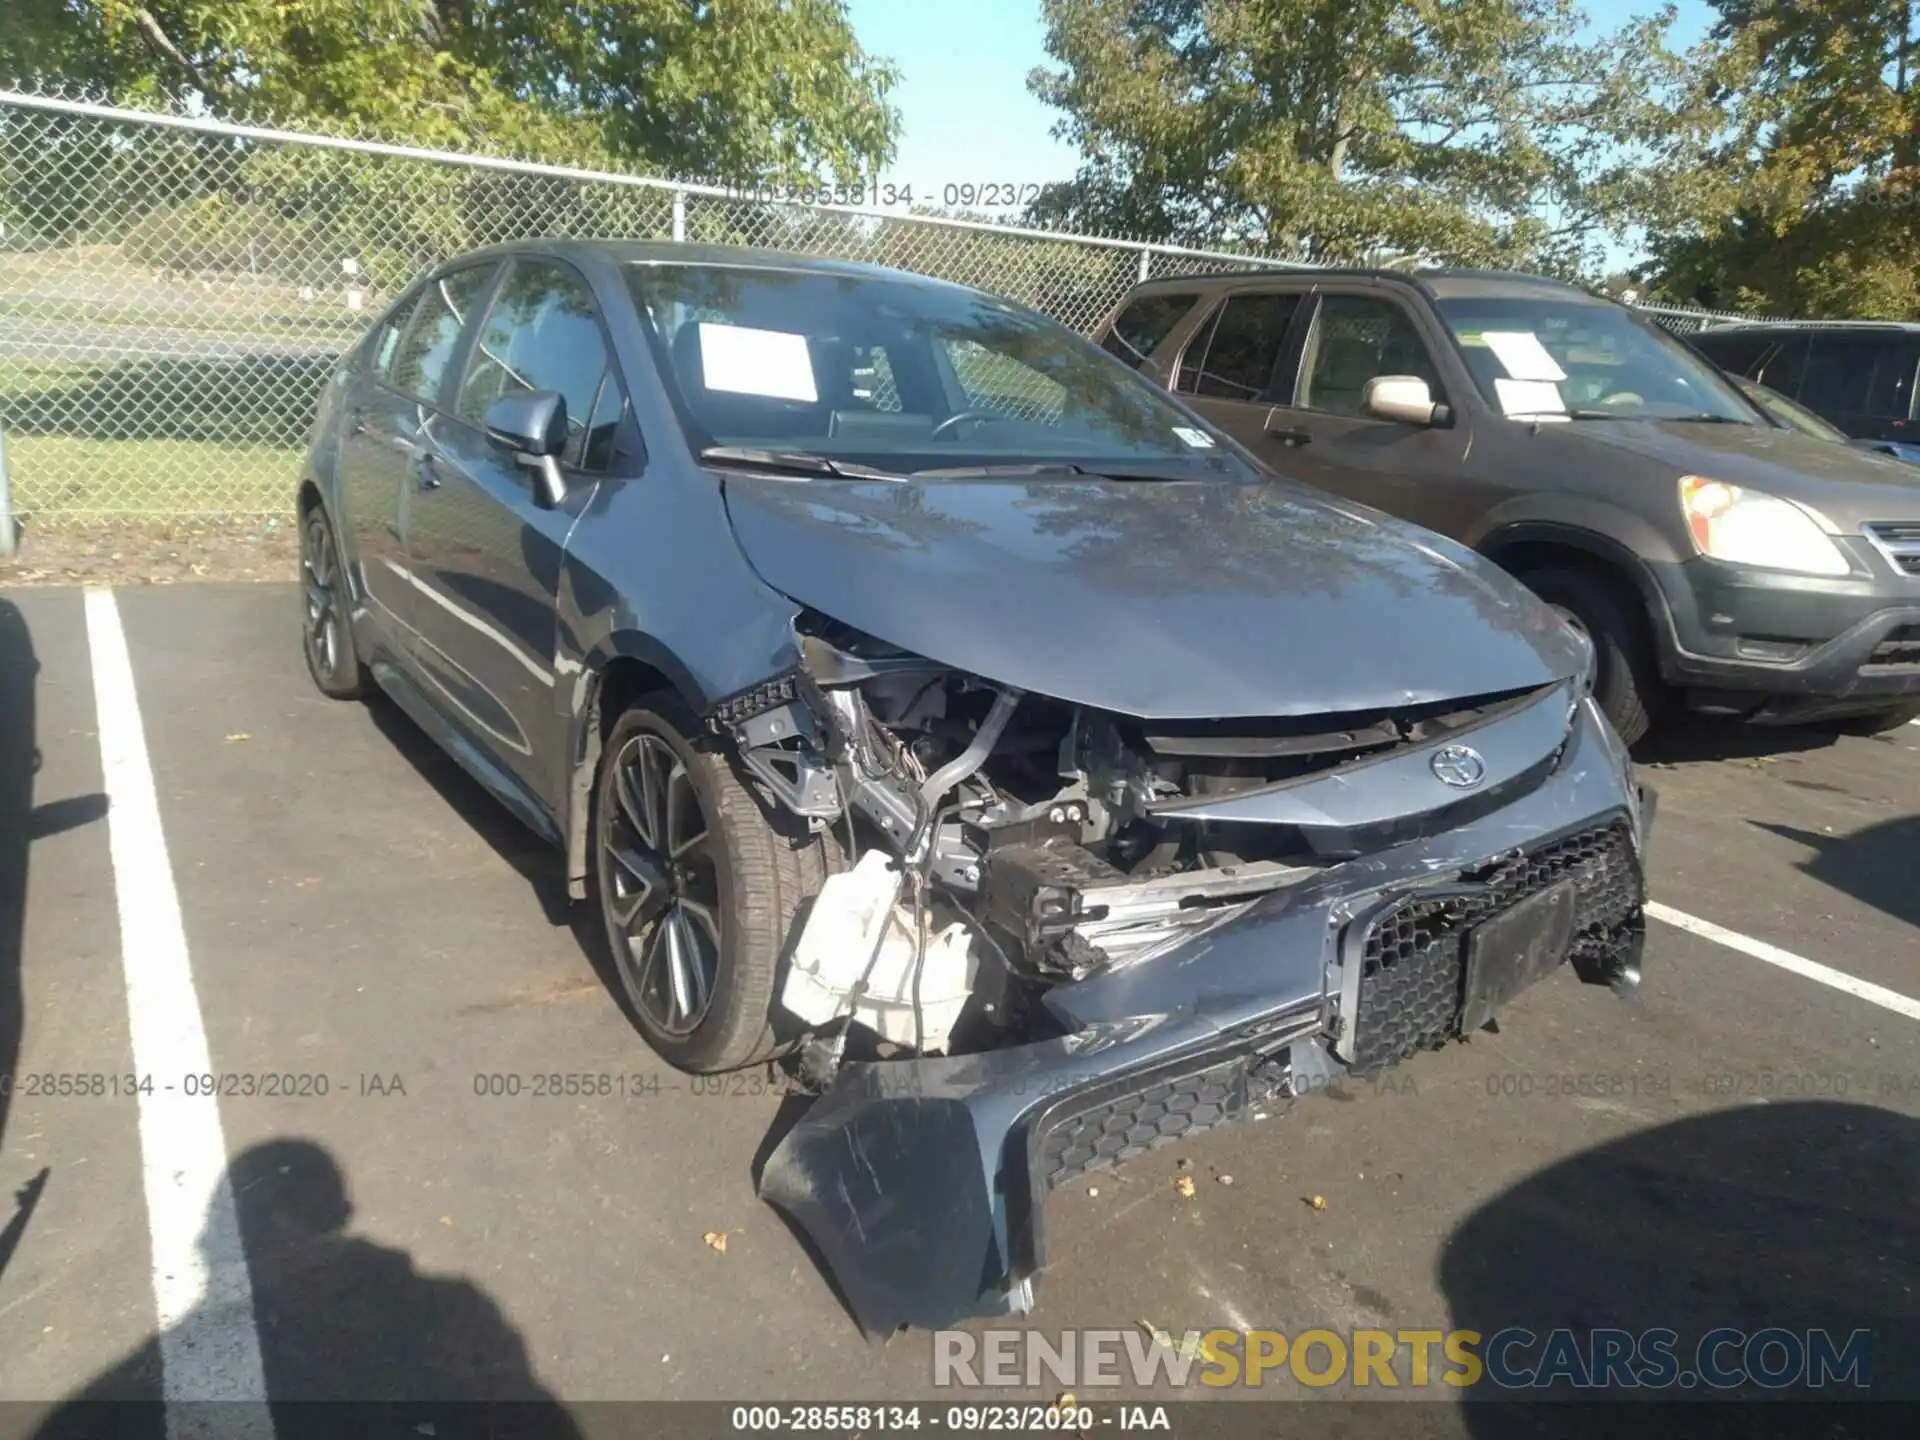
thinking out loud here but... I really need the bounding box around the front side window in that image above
[1181,292,1301,400]
[388,266,493,405]
[1299,295,1442,415]
[1435,295,1757,423]
[456,260,621,470]
[1101,292,1199,369]
[624,262,1250,476]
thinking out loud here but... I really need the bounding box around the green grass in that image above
[3,434,301,520]
[2,355,316,519]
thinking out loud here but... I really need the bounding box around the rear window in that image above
[1689,328,1773,376]
[1100,292,1198,369]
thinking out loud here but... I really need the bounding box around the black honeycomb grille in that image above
[1348,822,1642,1073]
[1036,1061,1247,1190]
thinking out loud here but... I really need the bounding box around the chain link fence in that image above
[0,88,1749,526]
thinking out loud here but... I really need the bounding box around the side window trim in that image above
[1173,298,1227,395]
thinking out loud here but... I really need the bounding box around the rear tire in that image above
[591,694,836,1073]
[1520,565,1665,746]
[1822,702,1920,736]
[301,504,368,700]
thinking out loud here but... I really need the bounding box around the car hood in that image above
[720,474,1584,719]
[1561,419,1920,528]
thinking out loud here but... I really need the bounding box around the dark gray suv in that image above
[300,241,1649,1329]
[1101,269,1920,742]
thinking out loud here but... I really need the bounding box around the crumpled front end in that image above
[759,697,1651,1334]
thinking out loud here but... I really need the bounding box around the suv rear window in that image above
[1100,292,1198,369]
[1689,328,1772,376]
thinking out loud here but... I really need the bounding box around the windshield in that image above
[625,262,1249,476]
[1435,296,1759,423]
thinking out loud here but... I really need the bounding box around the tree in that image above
[1641,0,1920,317]
[0,0,900,182]
[1023,0,1694,275]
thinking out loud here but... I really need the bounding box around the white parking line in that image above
[86,588,275,1437]
[1647,900,1920,1022]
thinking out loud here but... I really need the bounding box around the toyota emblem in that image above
[1430,744,1487,789]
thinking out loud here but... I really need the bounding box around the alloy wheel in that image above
[604,732,721,1036]
[303,514,342,682]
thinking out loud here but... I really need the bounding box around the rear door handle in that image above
[1267,425,1313,447]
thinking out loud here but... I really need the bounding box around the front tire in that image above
[301,504,368,700]
[1521,566,1666,746]
[592,695,834,1073]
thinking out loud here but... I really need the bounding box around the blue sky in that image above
[845,0,1723,262]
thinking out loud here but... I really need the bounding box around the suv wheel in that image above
[1824,702,1920,736]
[592,695,836,1073]
[301,504,368,699]
[1520,566,1665,746]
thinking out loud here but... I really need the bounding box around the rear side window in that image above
[456,260,622,470]
[1179,292,1302,399]
[1801,334,1920,420]
[388,266,493,404]
[1101,292,1199,369]
[1690,329,1772,376]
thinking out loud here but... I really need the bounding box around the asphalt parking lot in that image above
[2,582,1918,1432]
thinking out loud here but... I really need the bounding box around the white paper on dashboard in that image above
[1171,425,1215,448]
[1495,378,1569,419]
[698,323,818,402]
[1481,331,1568,383]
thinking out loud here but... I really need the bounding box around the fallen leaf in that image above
[224,732,250,743]
[1307,1194,1328,1211]
[1087,1186,1099,1197]
[1174,1174,1196,1198]
[1138,1319,1209,1361]
[1052,1392,1076,1410]
[1218,1174,1234,1186]
[438,1215,452,1225]
[703,1230,728,1253]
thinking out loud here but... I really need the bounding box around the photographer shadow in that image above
[1441,1101,1920,1436]
[34,1138,585,1440]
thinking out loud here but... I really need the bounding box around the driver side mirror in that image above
[1364,375,1446,427]
[484,391,568,509]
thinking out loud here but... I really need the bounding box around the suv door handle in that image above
[1267,425,1313,447]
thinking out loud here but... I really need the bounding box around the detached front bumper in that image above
[759,700,1650,1334]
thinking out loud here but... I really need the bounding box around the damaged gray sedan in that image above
[297,240,1653,1335]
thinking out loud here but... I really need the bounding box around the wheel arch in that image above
[563,636,709,899]
[1473,512,1680,654]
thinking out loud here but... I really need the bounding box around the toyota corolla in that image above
[297,241,1654,1332]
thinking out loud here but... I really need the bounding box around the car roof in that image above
[1122,265,1607,305]
[1694,320,1920,335]
[435,238,975,296]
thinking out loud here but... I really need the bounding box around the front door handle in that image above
[412,451,444,492]
[1267,425,1313,447]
